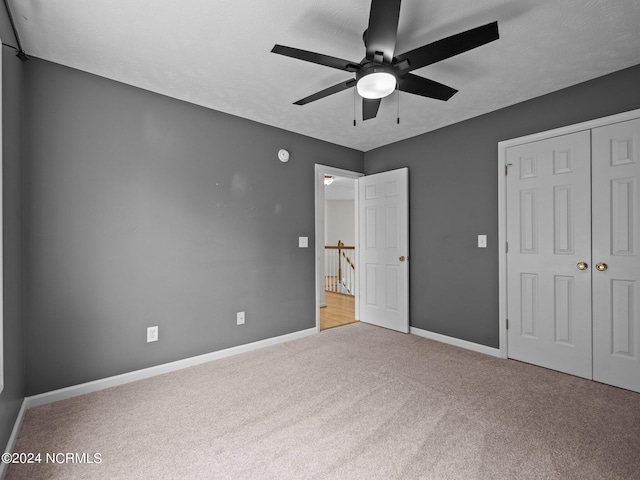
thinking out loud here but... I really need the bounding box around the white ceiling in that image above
[325,176,355,201]
[8,0,640,152]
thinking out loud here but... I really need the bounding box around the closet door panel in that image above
[592,118,640,393]
[506,131,592,378]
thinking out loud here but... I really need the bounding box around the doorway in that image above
[322,176,356,330]
[315,165,410,334]
[315,165,362,331]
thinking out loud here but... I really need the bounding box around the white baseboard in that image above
[410,327,501,358]
[1,399,28,479]
[24,327,316,410]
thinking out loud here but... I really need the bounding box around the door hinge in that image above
[506,318,509,330]
[505,163,512,176]
[505,242,509,253]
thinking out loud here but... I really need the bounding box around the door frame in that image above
[314,164,364,333]
[497,107,640,359]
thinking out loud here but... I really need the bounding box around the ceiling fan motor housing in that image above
[356,62,396,84]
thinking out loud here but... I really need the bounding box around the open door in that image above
[358,168,409,333]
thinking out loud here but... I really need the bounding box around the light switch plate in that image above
[299,236,308,248]
[147,326,158,343]
[478,235,487,248]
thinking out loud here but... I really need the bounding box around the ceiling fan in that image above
[271,0,499,121]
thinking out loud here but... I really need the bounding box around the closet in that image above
[502,112,640,393]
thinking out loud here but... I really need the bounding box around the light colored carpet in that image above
[6,322,640,479]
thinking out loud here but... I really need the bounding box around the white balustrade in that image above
[324,241,355,296]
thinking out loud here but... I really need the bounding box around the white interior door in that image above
[592,118,640,392]
[358,168,409,333]
[506,131,593,379]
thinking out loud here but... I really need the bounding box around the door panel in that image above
[358,168,409,333]
[506,131,592,379]
[592,118,640,392]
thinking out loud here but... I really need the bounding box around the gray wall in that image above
[0,46,26,450]
[364,64,640,348]
[7,35,640,404]
[23,59,363,395]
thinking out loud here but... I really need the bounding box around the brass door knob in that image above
[577,262,588,271]
[399,256,406,262]
[596,262,608,272]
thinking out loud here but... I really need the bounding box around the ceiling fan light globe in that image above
[356,72,396,99]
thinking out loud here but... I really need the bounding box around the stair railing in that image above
[324,240,355,295]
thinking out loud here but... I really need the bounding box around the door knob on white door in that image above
[577,261,588,270]
[595,262,608,271]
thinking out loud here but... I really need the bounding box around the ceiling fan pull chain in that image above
[353,88,357,127]
[397,89,400,125]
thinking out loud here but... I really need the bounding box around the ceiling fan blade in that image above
[398,74,457,101]
[394,21,499,72]
[365,0,402,63]
[294,79,356,106]
[362,98,382,120]
[271,45,360,72]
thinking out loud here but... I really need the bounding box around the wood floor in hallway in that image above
[320,291,357,330]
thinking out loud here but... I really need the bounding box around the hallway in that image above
[320,292,357,330]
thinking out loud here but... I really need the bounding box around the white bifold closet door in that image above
[591,118,640,392]
[506,131,593,379]
[506,118,640,393]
